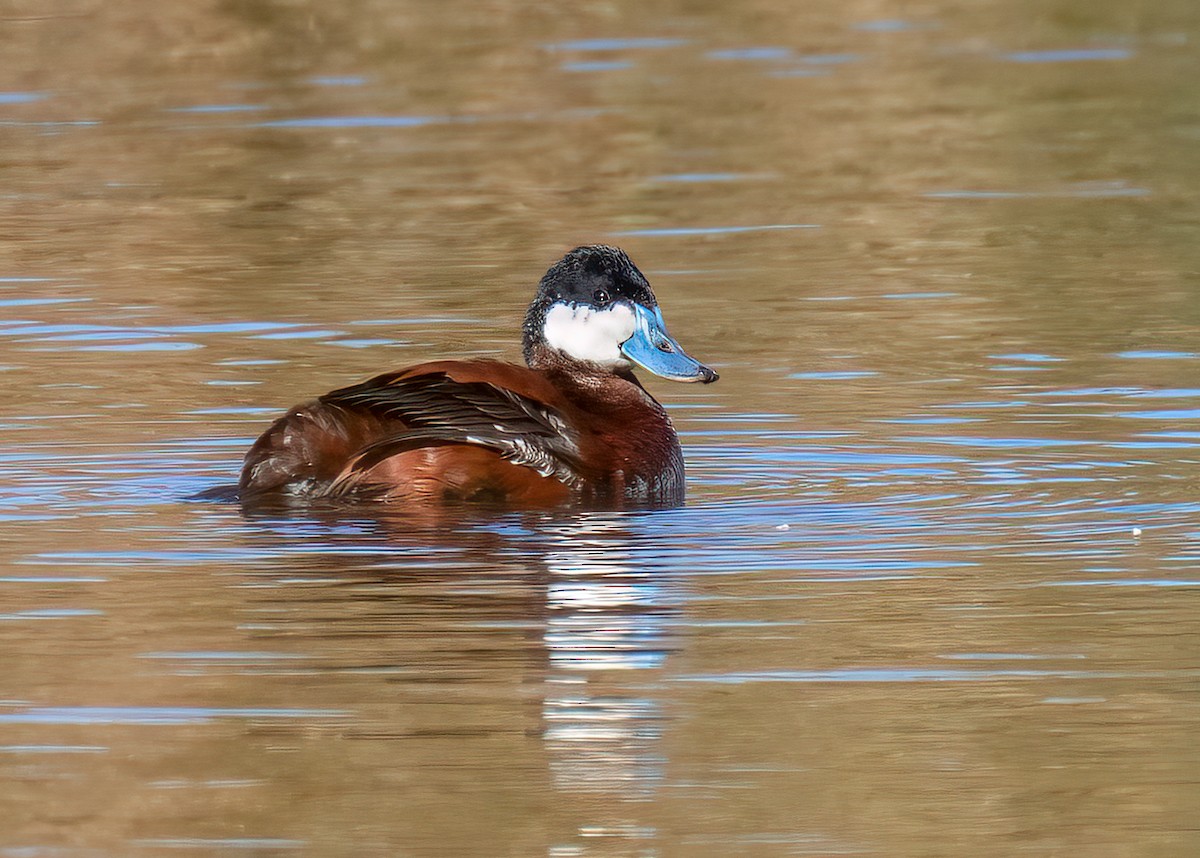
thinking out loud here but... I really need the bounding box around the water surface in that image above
[2,1,1198,855]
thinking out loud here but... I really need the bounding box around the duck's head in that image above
[522,245,718,384]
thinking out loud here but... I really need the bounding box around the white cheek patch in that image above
[543,302,636,368]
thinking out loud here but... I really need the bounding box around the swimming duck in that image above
[238,245,718,506]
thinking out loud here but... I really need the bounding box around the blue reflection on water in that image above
[708,47,792,61]
[562,60,634,72]
[252,115,444,129]
[543,38,687,52]
[0,706,350,725]
[674,667,1180,684]
[1004,48,1132,63]
[1115,350,1196,360]
[990,353,1064,362]
[131,839,304,850]
[166,104,265,113]
[1124,409,1200,420]
[0,608,102,621]
[307,75,369,86]
[1034,578,1200,588]
[797,53,862,64]
[612,224,819,237]
[789,371,879,380]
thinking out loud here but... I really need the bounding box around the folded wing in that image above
[320,370,584,493]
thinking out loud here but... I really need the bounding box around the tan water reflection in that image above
[3,0,1200,855]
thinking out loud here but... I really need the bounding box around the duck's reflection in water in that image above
[539,515,672,801]
[234,503,678,834]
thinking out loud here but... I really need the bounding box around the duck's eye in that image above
[593,288,610,306]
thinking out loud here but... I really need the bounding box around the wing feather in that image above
[320,372,584,488]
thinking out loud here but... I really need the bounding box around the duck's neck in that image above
[525,343,659,414]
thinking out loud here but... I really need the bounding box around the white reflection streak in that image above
[541,516,670,803]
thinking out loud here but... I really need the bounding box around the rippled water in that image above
[3,1,1199,855]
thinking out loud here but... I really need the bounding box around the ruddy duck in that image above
[239,245,717,506]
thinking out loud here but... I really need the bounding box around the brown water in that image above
[3,1,1199,855]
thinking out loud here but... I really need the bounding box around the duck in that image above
[238,245,718,507]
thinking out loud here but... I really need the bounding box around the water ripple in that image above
[674,667,1190,684]
[1003,48,1133,63]
[612,223,819,237]
[543,38,687,52]
[0,706,351,725]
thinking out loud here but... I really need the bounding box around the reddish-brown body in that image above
[238,356,685,507]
